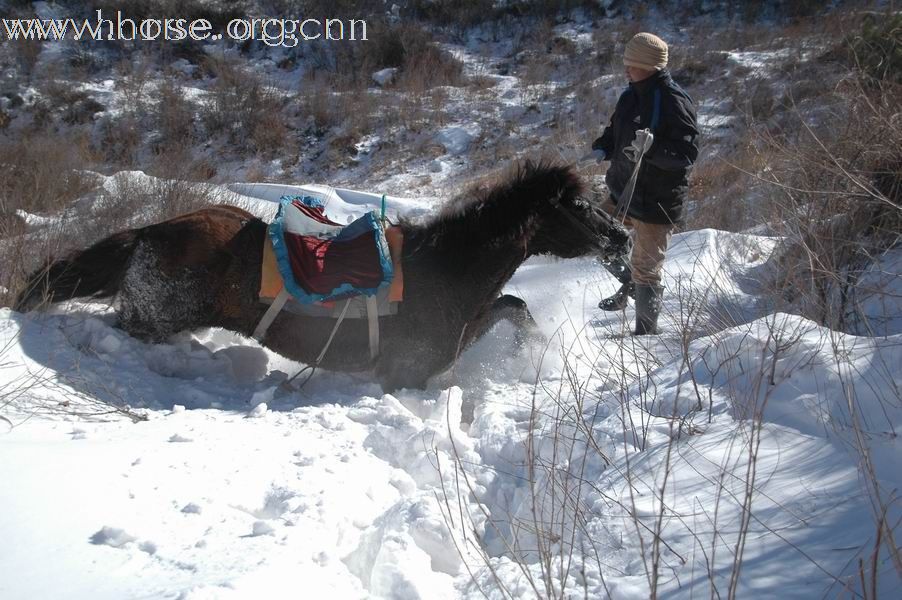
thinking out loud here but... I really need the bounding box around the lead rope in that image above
[614,129,654,224]
[280,297,353,392]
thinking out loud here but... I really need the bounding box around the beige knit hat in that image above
[623,33,669,71]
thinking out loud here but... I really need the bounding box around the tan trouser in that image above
[601,198,672,286]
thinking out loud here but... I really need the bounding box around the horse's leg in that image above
[486,294,544,346]
[376,336,439,393]
[376,295,542,392]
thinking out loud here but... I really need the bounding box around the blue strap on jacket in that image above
[650,88,661,132]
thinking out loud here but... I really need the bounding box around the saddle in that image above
[254,195,404,358]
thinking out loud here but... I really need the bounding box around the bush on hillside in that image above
[846,12,902,83]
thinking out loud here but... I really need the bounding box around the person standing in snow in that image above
[590,32,699,335]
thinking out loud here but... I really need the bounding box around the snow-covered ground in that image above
[1,180,899,599]
[1,4,900,597]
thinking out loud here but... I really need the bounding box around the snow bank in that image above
[1,214,899,599]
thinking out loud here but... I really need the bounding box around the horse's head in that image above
[410,161,629,264]
[527,164,630,260]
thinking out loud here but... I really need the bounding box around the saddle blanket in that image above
[259,195,403,315]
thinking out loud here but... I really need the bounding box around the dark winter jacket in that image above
[592,69,699,225]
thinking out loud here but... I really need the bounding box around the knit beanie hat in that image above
[623,33,668,71]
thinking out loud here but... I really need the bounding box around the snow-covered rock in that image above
[435,124,481,156]
[372,68,398,87]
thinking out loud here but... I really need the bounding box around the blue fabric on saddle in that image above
[268,195,394,304]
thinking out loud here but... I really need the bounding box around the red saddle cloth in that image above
[260,196,404,304]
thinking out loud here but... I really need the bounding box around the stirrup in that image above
[598,282,634,311]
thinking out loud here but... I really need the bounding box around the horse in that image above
[15,162,629,391]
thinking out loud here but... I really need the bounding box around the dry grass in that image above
[201,55,291,157]
[762,75,901,332]
[685,138,761,232]
[0,132,100,307]
[0,134,98,217]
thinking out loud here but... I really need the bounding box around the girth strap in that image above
[366,295,379,360]
[252,288,382,361]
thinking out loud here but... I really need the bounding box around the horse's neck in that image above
[406,231,531,319]
[403,189,544,319]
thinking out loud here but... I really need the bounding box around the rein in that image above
[280,297,353,392]
[554,198,625,256]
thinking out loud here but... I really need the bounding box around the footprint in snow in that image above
[90,526,136,548]
[181,503,202,515]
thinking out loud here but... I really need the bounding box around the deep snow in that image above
[1,177,899,599]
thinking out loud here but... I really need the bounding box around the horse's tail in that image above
[14,229,141,312]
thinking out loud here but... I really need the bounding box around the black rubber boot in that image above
[598,282,634,311]
[633,284,664,335]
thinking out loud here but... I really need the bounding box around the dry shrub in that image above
[776,56,835,106]
[10,38,41,77]
[300,79,346,134]
[306,21,465,92]
[149,146,219,182]
[96,114,143,167]
[88,0,248,30]
[28,78,105,128]
[201,56,289,157]
[0,133,99,307]
[0,134,97,217]
[686,143,761,232]
[398,40,464,92]
[361,23,465,92]
[670,46,727,88]
[408,0,498,27]
[410,0,601,27]
[154,78,196,154]
[298,74,374,138]
[114,56,154,117]
[844,11,902,84]
[99,171,223,226]
[730,78,780,122]
[762,74,901,332]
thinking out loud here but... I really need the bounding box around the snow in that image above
[1,181,899,599]
[247,402,268,418]
[373,68,399,87]
[846,247,902,336]
[725,49,795,74]
[226,180,433,225]
[435,124,481,156]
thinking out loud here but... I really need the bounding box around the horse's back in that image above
[140,205,260,266]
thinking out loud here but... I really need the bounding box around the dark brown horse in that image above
[16,163,628,391]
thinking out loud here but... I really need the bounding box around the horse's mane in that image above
[402,161,583,256]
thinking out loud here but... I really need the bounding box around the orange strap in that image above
[386,226,404,302]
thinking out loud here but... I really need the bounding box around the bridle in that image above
[549,194,628,259]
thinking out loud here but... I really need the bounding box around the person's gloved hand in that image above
[622,129,654,163]
[580,149,606,164]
